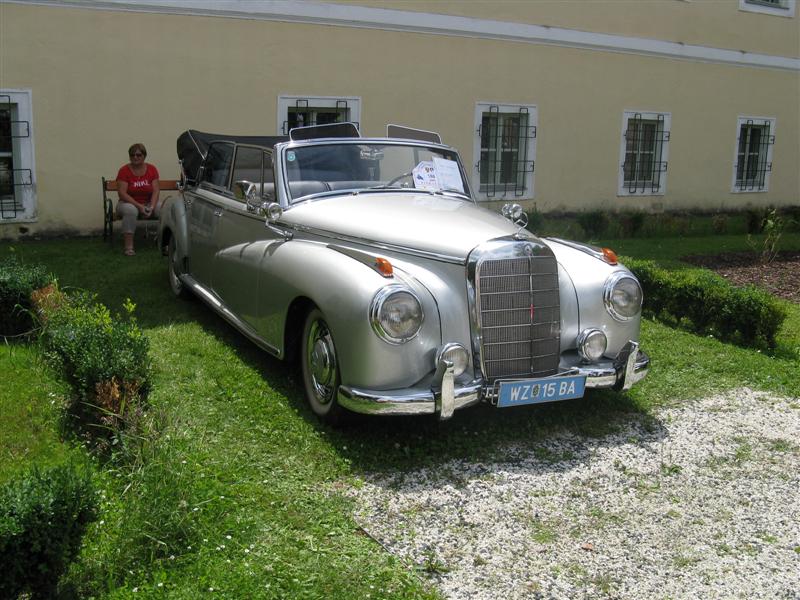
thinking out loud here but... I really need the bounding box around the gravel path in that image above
[349,389,800,599]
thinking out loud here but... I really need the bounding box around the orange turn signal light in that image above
[375,257,394,277]
[601,247,618,265]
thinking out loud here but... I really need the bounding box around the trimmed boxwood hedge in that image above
[0,462,98,599]
[0,256,54,338]
[625,257,787,349]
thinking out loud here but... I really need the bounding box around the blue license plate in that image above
[497,374,586,408]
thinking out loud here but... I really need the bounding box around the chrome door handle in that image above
[213,209,223,217]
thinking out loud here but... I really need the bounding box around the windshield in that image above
[283,143,470,202]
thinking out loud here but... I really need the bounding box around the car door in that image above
[212,146,281,330]
[188,142,234,287]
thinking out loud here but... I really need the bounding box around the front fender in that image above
[158,194,189,262]
[254,240,442,390]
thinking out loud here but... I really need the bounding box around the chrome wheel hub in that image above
[307,321,336,404]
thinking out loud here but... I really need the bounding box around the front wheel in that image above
[168,236,190,299]
[301,308,345,424]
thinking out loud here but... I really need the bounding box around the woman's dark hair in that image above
[128,143,147,158]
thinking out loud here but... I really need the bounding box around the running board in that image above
[180,274,282,358]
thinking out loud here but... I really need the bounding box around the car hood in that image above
[282,192,534,259]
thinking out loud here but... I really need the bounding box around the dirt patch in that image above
[682,250,800,304]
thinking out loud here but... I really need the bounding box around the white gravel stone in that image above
[349,388,800,599]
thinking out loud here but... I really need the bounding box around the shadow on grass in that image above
[190,306,660,475]
[4,237,662,474]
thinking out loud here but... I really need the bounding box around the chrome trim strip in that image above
[180,274,282,358]
[289,223,467,265]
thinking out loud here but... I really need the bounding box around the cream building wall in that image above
[0,0,798,237]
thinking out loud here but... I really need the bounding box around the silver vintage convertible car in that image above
[160,124,649,423]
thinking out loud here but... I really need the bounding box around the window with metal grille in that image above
[740,0,795,15]
[618,111,670,196]
[277,96,360,136]
[473,103,536,200]
[0,91,35,222]
[733,117,776,192]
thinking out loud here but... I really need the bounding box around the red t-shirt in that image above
[116,163,160,204]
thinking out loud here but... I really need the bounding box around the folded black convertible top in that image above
[177,130,288,182]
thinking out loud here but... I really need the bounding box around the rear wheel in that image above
[168,237,190,299]
[301,308,345,424]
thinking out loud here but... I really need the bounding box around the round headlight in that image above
[604,273,643,321]
[370,286,424,344]
[577,328,607,362]
[436,343,469,377]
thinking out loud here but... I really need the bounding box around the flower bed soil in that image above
[682,250,800,304]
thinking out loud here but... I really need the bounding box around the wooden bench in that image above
[102,177,181,242]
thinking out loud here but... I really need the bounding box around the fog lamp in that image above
[436,343,469,377]
[577,328,607,363]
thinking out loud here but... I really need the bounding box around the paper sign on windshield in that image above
[412,161,439,190]
[432,157,464,193]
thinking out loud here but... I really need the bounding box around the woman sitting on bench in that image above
[116,142,160,256]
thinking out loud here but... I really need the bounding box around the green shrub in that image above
[577,210,609,239]
[0,256,54,338]
[619,212,646,237]
[626,258,787,349]
[526,209,544,233]
[711,214,729,234]
[745,208,767,234]
[0,462,98,599]
[41,293,151,442]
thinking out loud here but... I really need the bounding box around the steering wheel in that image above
[386,172,414,187]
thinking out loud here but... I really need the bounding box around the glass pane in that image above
[0,156,13,198]
[288,107,348,129]
[624,118,662,185]
[285,143,466,201]
[480,114,495,149]
[231,146,263,187]
[0,109,10,154]
[203,143,234,188]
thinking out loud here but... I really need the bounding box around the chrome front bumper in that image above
[338,341,650,419]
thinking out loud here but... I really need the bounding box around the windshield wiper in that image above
[435,188,471,200]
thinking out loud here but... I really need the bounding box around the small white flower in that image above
[226,535,231,539]
[244,548,250,553]
[133,588,138,593]
[158,583,163,588]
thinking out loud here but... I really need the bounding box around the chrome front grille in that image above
[475,248,560,381]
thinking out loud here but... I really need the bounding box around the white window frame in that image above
[276,95,361,136]
[739,0,795,17]
[472,102,537,202]
[731,116,777,193]
[0,89,36,223]
[617,110,671,197]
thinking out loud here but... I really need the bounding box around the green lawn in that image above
[1,233,798,598]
